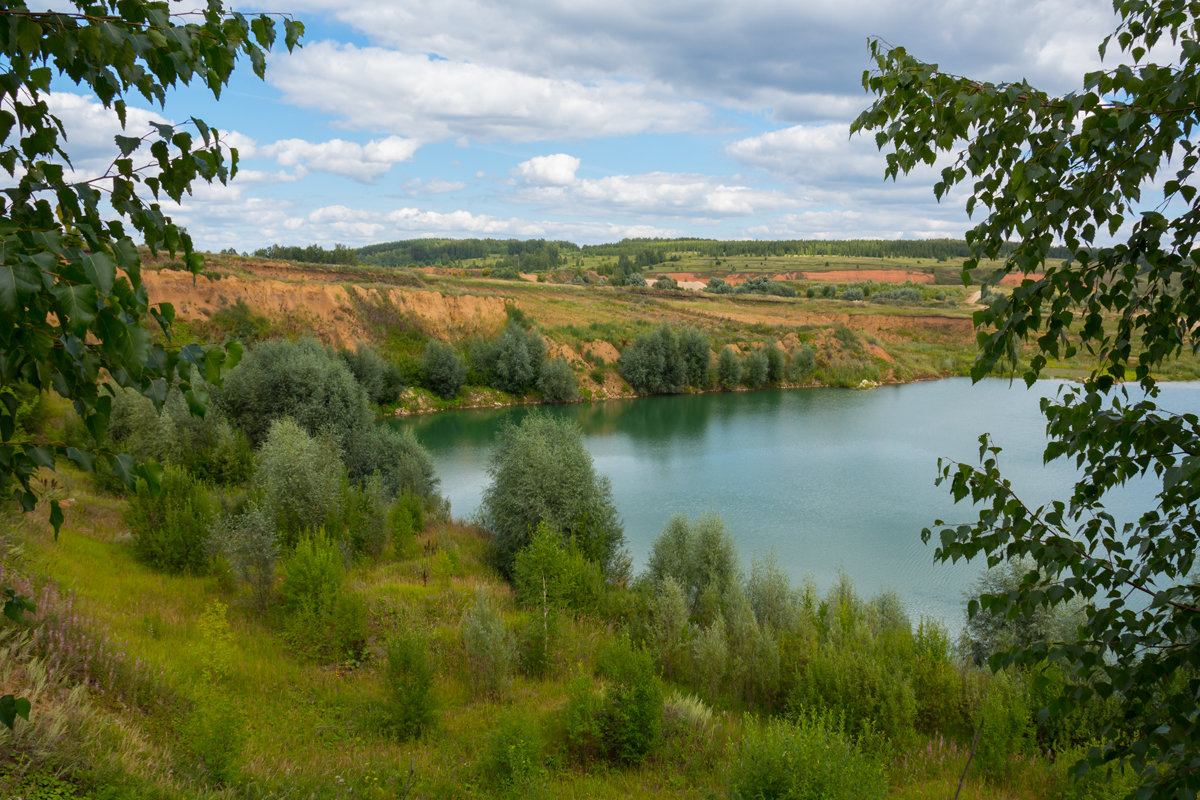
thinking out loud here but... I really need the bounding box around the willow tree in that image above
[854,2,1200,794]
[0,0,301,728]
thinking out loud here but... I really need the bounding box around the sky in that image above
[48,0,1124,251]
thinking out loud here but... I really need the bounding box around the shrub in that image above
[705,277,733,294]
[742,350,769,388]
[343,424,440,502]
[512,523,605,614]
[327,474,389,559]
[691,616,728,702]
[645,513,739,621]
[653,275,677,290]
[492,321,546,394]
[462,589,515,699]
[679,326,712,387]
[126,464,216,574]
[963,558,1084,667]
[647,576,691,681]
[210,503,278,610]
[717,347,742,390]
[969,669,1032,781]
[481,413,625,579]
[254,418,343,547]
[786,345,816,381]
[379,630,437,740]
[727,713,887,800]
[597,636,663,765]
[219,337,373,449]
[556,674,604,763]
[625,271,647,287]
[340,344,403,405]
[537,357,578,404]
[840,287,865,301]
[764,342,785,382]
[619,325,688,395]
[422,340,466,399]
[482,711,546,797]
[279,530,366,661]
[517,610,559,679]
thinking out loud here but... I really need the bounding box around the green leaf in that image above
[0,694,31,730]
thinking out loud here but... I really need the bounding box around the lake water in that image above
[394,379,1200,628]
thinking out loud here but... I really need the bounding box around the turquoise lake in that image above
[395,379,1200,628]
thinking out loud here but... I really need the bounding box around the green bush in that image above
[727,713,887,800]
[537,357,578,403]
[219,337,373,450]
[422,340,466,399]
[742,350,769,388]
[254,418,343,547]
[555,674,604,763]
[968,668,1032,782]
[126,465,216,574]
[344,424,440,502]
[481,413,625,579]
[679,326,712,387]
[840,287,865,301]
[717,347,742,390]
[786,345,816,381]
[516,609,559,679]
[765,342,785,382]
[492,321,546,394]
[481,711,546,797]
[340,344,404,405]
[619,324,688,395]
[210,503,278,610]
[279,530,366,661]
[511,523,605,614]
[645,513,739,621]
[597,636,663,765]
[462,589,515,699]
[647,576,691,682]
[378,630,437,740]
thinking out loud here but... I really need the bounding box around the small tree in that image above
[422,340,467,399]
[537,358,579,404]
[717,347,742,390]
[481,413,626,579]
[255,418,343,546]
[741,350,769,389]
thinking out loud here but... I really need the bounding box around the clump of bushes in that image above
[378,629,437,740]
[126,464,217,574]
[481,413,625,580]
[462,589,515,699]
[619,324,710,395]
[278,530,367,661]
[422,340,467,399]
[728,713,887,800]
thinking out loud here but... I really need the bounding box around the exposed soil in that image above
[795,269,935,284]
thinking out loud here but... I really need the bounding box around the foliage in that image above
[537,357,579,404]
[653,275,678,290]
[679,326,712,388]
[596,636,663,765]
[765,343,785,383]
[219,337,372,449]
[786,345,816,381]
[378,630,437,740]
[742,350,769,388]
[855,3,1200,792]
[717,347,742,390]
[491,321,546,394]
[125,464,216,574]
[461,588,515,699]
[211,502,277,610]
[734,275,796,297]
[619,324,689,395]
[340,344,403,406]
[512,523,605,614]
[254,418,342,547]
[0,0,297,533]
[481,413,626,579]
[645,513,739,621]
[961,559,1084,667]
[482,711,547,797]
[343,424,440,502]
[422,340,466,399]
[278,529,365,661]
[107,385,251,485]
[253,242,358,265]
[727,712,887,800]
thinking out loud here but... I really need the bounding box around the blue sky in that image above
[50,0,1123,251]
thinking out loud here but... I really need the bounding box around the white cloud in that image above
[259,135,418,182]
[514,154,580,186]
[405,177,468,195]
[512,165,803,218]
[269,42,711,141]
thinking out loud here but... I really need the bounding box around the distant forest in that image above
[251,236,1075,268]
